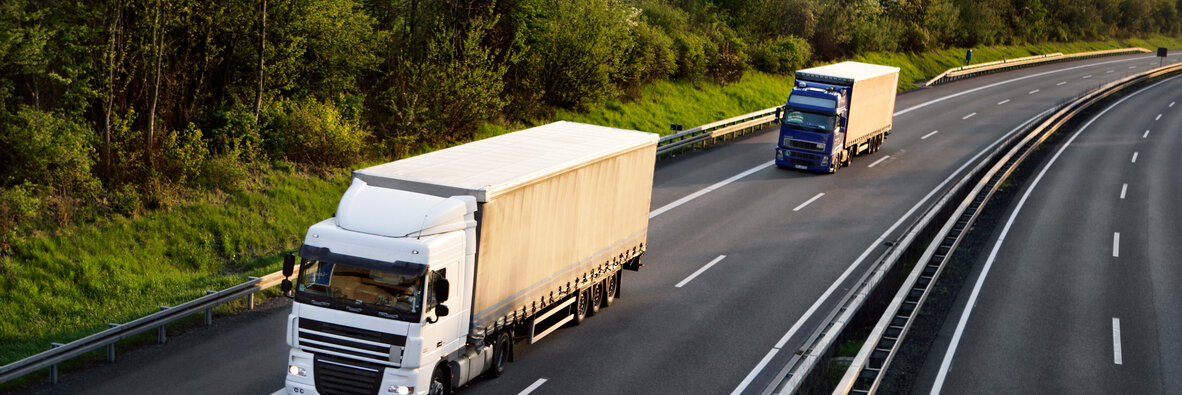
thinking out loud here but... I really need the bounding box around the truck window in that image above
[295,259,425,320]
[788,94,837,109]
[426,269,445,311]
[782,110,836,132]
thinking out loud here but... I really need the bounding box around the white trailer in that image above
[281,121,658,395]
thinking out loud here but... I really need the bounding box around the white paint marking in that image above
[793,193,825,212]
[649,161,773,219]
[676,255,727,288]
[1121,183,1128,199]
[1156,113,1162,121]
[1083,75,1093,79]
[1132,152,1139,163]
[1107,70,1115,73]
[1129,65,1137,69]
[922,130,940,139]
[1171,101,1176,107]
[519,379,548,395]
[1113,232,1120,257]
[1057,81,1067,86]
[997,99,1011,105]
[868,155,891,168]
[930,76,1180,395]
[1028,89,1040,95]
[1113,318,1123,365]
[736,109,1058,395]
[962,112,977,120]
[1144,129,1151,139]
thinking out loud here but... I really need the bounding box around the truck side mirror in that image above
[282,253,295,277]
[281,279,293,296]
[436,304,449,317]
[435,279,450,303]
[774,107,782,122]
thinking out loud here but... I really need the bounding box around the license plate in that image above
[795,165,807,170]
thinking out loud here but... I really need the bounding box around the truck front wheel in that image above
[429,365,450,395]
[486,331,511,378]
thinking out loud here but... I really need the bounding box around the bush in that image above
[206,105,261,159]
[752,36,813,74]
[0,108,99,200]
[158,123,210,185]
[260,97,368,168]
[673,32,714,82]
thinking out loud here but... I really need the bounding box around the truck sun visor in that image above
[299,244,428,277]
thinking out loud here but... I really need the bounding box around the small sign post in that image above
[1158,47,1168,68]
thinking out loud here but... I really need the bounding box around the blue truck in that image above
[775,62,900,173]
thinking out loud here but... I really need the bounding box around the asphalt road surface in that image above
[915,73,1182,394]
[19,52,1181,395]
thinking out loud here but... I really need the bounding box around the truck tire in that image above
[602,272,617,307]
[571,288,589,326]
[486,331,511,378]
[588,281,603,316]
[429,365,450,395]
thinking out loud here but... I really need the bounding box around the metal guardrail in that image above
[656,106,779,156]
[923,47,1150,87]
[0,273,284,385]
[834,62,1182,394]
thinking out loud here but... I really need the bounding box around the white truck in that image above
[280,121,658,395]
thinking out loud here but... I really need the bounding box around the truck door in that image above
[419,262,463,361]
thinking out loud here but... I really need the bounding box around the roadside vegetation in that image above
[2,0,1182,368]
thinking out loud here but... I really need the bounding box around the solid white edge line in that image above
[929,75,1178,395]
[963,112,977,120]
[793,193,825,212]
[922,130,940,139]
[997,99,1010,105]
[868,155,892,168]
[519,378,548,395]
[1114,232,1120,257]
[1113,318,1123,365]
[675,255,727,288]
[1121,183,1127,199]
[1132,152,1139,163]
[732,107,1057,395]
[649,161,774,219]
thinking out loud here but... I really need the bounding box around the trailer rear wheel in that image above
[588,281,603,316]
[571,288,589,326]
[602,272,617,307]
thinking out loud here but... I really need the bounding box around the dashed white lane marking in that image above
[793,193,825,212]
[1121,183,1128,199]
[998,99,1011,105]
[963,112,977,120]
[1132,152,1139,163]
[1144,129,1151,139]
[1113,318,1123,365]
[1083,75,1093,79]
[1156,114,1162,121]
[1129,65,1137,69]
[1113,232,1120,257]
[1107,70,1115,73]
[1028,89,1040,94]
[868,155,891,168]
[676,255,727,288]
[1057,81,1067,86]
[1171,101,1176,107]
[922,130,940,139]
[520,378,548,395]
[649,161,773,219]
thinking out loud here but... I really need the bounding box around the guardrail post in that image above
[158,306,170,343]
[204,290,216,326]
[247,277,259,310]
[49,343,63,384]
[107,323,120,362]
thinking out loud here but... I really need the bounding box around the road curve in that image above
[18,52,1181,395]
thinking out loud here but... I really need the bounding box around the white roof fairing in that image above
[795,61,901,85]
[355,121,659,202]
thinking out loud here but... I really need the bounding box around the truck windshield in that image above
[782,110,836,132]
[295,260,424,322]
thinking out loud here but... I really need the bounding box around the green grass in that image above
[0,167,351,365]
[3,35,1181,372]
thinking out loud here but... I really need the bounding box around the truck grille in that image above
[784,138,825,152]
[314,355,384,395]
[786,150,823,166]
[298,318,405,367]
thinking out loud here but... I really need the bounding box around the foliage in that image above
[261,97,368,167]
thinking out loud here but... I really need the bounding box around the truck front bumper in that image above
[776,147,833,173]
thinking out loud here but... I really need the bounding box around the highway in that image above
[20,52,1180,395]
[915,74,1182,394]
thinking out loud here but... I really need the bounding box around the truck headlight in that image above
[288,365,306,377]
[389,385,413,394]
[777,150,783,160]
[821,156,829,166]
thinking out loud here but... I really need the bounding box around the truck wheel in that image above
[602,272,617,307]
[571,288,589,326]
[486,331,511,378]
[429,365,449,395]
[588,281,603,316]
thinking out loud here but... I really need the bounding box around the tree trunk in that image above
[253,0,266,123]
[147,0,162,166]
[103,0,122,179]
